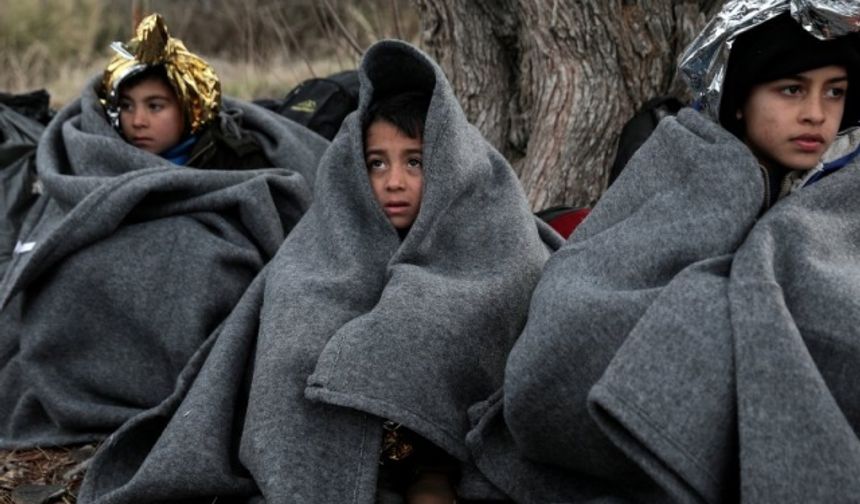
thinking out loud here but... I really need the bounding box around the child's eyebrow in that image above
[141,94,173,101]
[364,147,424,156]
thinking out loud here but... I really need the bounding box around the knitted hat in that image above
[720,13,860,137]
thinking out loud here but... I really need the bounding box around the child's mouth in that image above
[791,134,825,152]
[384,202,410,215]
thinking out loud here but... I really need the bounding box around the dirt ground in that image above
[0,445,95,504]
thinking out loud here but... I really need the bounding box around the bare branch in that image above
[322,0,364,56]
[391,0,404,39]
[268,6,317,78]
[313,3,346,70]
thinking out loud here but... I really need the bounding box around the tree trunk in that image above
[415,0,725,209]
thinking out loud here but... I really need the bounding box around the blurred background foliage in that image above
[0,0,420,106]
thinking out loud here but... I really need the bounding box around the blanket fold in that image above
[728,160,860,501]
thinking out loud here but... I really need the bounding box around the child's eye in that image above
[366,159,386,171]
[119,101,133,112]
[780,85,803,96]
[407,157,423,169]
[826,86,847,99]
[148,102,165,112]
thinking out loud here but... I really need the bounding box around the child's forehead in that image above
[365,120,423,143]
[120,76,176,98]
[368,118,405,132]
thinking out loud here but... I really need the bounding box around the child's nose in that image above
[386,166,406,189]
[800,96,826,124]
[132,109,148,127]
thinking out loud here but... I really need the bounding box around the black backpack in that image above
[0,103,45,277]
[609,96,683,186]
[256,70,359,140]
[0,89,55,125]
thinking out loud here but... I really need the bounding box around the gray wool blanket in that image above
[0,104,44,280]
[0,79,327,449]
[467,109,860,503]
[78,40,561,504]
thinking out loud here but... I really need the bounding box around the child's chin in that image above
[390,219,414,231]
[782,154,821,171]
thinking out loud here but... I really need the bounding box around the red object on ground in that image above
[536,207,591,239]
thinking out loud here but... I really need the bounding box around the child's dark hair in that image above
[363,91,431,139]
[119,65,174,95]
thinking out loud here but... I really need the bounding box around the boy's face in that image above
[365,120,424,231]
[119,77,185,155]
[741,65,848,171]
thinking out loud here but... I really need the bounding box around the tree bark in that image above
[415,0,725,209]
[415,0,519,150]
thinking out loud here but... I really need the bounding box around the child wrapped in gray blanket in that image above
[362,90,459,503]
[0,13,324,449]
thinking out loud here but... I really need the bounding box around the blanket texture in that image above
[467,109,860,503]
[0,79,326,449]
[78,40,560,504]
